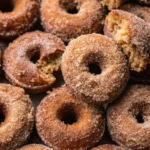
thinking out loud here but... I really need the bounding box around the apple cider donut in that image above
[107,85,150,150]
[120,4,150,25]
[62,34,129,104]
[137,0,150,6]
[0,84,34,150]
[41,0,106,42]
[104,10,150,72]
[91,144,125,150]
[3,31,65,93]
[102,0,126,10]
[36,86,105,150]
[18,144,52,150]
[0,0,39,39]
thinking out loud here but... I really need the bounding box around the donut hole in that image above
[57,103,78,125]
[0,0,14,12]
[0,105,6,124]
[60,0,79,14]
[136,113,144,124]
[30,51,40,64]
[88,63,101,75]
[106,14,146,72]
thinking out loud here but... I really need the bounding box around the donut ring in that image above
[107,85,150,150]
[102,0,126,10]
[3,31,65,93]
[0,0,39,39]
[62,34,129,104]
[36,86,105,150]
[0,84,34,150]
[120,4,150,25]
[137,0,150,6]
[104,10,150,72]
[91,144,125,150]
[41,0,106,42]
[18,144,52,150]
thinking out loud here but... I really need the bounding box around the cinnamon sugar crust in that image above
[91,144,125,150]
[62,34,129,104]
[104,10,150,72]
[41,0,106,42]
[18,144,52,150]
[36,86,105,150]
[0,84,34,150]
[107,85,150,150]
[3,31,65,93]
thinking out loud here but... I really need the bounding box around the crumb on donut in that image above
[36,51,63,85]
[106,14,146,72]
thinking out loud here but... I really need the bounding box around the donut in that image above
[120,4,150,25]
[0,0,39,39]
[107,85,150,150]
[3,31,65,93]
[18,144,52,150]
[41,0,106,42]
[137,0,150,6]
[62,34,129,104]
[104,10,150,72]
[91,144,125,150]
[36,86,105,150]
[0,84,34,150]
[101,0,126,10]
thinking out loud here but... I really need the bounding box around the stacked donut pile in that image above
[0,0,150,149]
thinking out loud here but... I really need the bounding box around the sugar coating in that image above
[91,144,125,150]
[0,84,34,150]
[41,0,106,42]
[18,144,52,150]
[36,86,105,150]
[0,0,39,39]
[120,3,150,25]
[3,31,65,93]
[62,33,129,104]
[107,85,150,150]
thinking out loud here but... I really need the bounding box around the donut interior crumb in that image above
[36,52,63,84]
[107,15,146,72]
[102,0,122,10]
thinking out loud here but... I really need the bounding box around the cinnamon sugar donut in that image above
[104,10,150,72]
[36,86,105,150]
[107,85,150,150]
[0,0,39,39]
[120,4,150,24]
[102,0,126,10]
[62,34,129,104]
[41,0,106,42]
[3,31,65,93]
[0,84,34,150]
[91,144,125,150]
[137,0,150,6]
[19,144,52,150]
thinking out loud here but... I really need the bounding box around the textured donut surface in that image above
[36,86,105,150]
[107,85,150,150]
[91,144,125,150]
[104,10,150,72]
[0,0,39,39]
[3,31,65,93]
[18,144,52,150]
[137,0,150,6]
[41,0,106,42]
[62,33,129,104]
[0,84,34,150]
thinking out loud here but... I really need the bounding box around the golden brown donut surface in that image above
[62,34,129,104]
[102,0,126,10]
[18,144,52,150]
[107,85,150,150]
[36,86,105,150]
[120,3,150,25]
[3,31,65,93]
[0,0,39,39]
[0,83,34,150]
[91,144,125,150]
[41,0,106,42]
[104,10,150,72]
